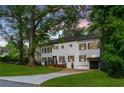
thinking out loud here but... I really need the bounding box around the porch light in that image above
[92,55,96,57]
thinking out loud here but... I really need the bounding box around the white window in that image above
[88,42,100,49]
[53,46,58,49]
[61,45,64,49]
[68,56,74,62]
[70,44,72,47]
[79,55,86,62]
[59,56,65,62]
[79,43,86,50]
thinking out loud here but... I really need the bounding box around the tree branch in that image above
[34,6,64,30]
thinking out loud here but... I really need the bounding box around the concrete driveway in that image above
[0,80,37,87]
[0,70,89,86]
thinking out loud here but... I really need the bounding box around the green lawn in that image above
[0,63,62,76]
[41,70,124,87]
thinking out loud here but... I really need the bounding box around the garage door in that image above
[90,61,99,69]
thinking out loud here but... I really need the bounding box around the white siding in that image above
[36,39,100,70]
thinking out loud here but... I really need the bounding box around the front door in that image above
[53,56,57,65]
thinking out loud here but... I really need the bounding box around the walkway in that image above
[0,69,89,86]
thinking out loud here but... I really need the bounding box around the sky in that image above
[0,38,7,47]
[77,19,90,29]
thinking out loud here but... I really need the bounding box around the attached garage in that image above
[87,57,100,69]
[89,61,99,69]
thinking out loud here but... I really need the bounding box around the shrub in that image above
[107,58,124,78]
[0,56,9,63]
[102,52,124,78]
[100,61,108,72]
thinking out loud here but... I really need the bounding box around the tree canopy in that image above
[89,5,124,78]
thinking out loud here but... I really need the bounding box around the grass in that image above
[41,70,124,87]
[0,63,62,76]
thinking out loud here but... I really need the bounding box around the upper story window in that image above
[88,42,100,49]
[79,43,86,50]
[70,44,72,47]
[42,48,44,53]
[61,45,64,49]
[47,48,49,53]
[79,55,86,62]
[68,56,74,62]
[44,48,47,53]
[53,46,58,49]
[49,48,52,53]
[42,48,52,53]
[47,48,50,53]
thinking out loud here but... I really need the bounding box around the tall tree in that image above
[1,5,86,66]
[25,5,80,66]
[0,6,26,64]
[89,6,124,56]
[89,5,124,78]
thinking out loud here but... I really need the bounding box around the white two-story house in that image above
[35,34,100,70]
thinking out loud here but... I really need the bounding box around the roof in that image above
[50,34,100,44]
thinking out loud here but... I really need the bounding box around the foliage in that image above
[51,6,91,37]
[102,52,124,78]
[6,40,19,62]
[0,6,27,64]
[0,56,9,63]
[102,21,124,78]
[0,5,89,65]
[89,5,124,78]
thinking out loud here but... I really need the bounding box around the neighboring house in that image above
[35,34,100,70]
[0,47,9,57]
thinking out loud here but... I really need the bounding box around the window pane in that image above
[47,48,49,53]
[68,56,74,62]
[79,55,86,62]
[79,43,86,50]
[70,44,72,47]
[50,48,52,53]
[42,48,44,53]
[59,56,65,62]
[61,45,64,49]
[53,46,58,49]
[45,48,47,53]
[88,42,99,49]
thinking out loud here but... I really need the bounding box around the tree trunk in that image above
[28,35,36,66]
[28,6,36,66]
[18,15,24,65]
[18,41,24,64]
[99,29,105,69]
[100,29,105,57]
